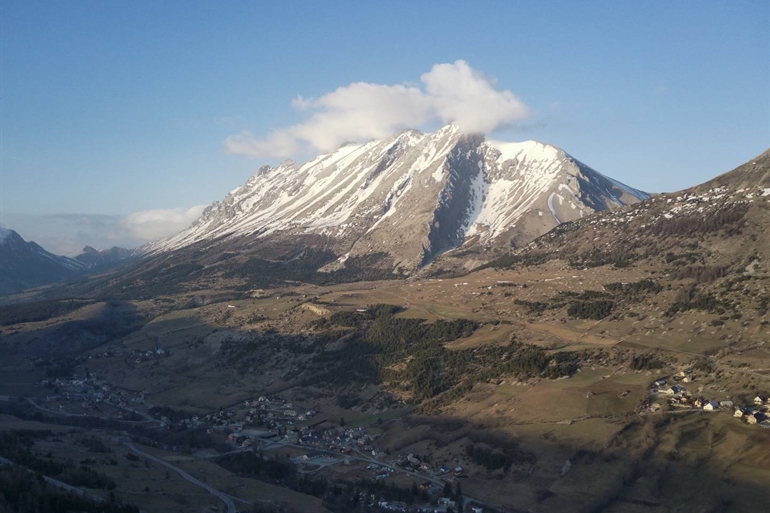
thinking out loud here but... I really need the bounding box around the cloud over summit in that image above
[224,60,530,159]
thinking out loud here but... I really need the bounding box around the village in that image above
[29,375,477,513]
[213,395,471,507]
[643,370,770,427]
[25,351,770,513]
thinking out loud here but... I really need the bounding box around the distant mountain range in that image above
[0,228,132,295]
[75,245,134,268]
[140,124,647,272]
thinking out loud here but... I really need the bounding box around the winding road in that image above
[122,441,236,513]
[0,455,105,503]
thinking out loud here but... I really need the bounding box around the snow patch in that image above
[486,140,561,163]
[598,172,650,201]
[461,166,489,237]
[547,193,561,225]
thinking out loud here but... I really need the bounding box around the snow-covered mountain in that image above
[0,228,88,295]
[141,124,648,271]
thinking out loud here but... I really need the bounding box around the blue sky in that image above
[1,1,768,253]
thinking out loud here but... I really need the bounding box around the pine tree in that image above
[454,481,462,500]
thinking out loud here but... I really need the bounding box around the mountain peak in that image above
[0,228,87,295]
[139,125,647,272]
[0,227,15,245]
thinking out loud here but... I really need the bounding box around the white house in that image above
[664,385,686,396]
[703,401,719,411]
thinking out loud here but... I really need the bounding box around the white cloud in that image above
[2,206,208,256]
[225,60,530,159]
[224,130,303,160]
[421,60,529,134]
[291,95,313,111]
[1,213,135,256]
[123,205,206,241]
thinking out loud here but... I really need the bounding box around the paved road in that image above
[26,397,88,417]
[123,441,236,513]
[0,455,105,503]
[107,400,159,423]
[26,397,155,424]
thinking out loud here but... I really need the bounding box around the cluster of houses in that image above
[391,455,465,481]
[375,497,476,513]
[39,375,144,417]
[33,374,485,513]
[646,376,770,427]
[86,349,124,359]
[287,425,379,454]
[733,396,769,426]
[375,494,482,513]
[367,456,464,489]
[129,345,166,363]
[365,462,397,481]
[314,490,479,513]
[195,395,317,434]
[648,377,728,411]
[246,396,320,421]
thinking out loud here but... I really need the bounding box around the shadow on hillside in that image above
[3,307,769,513]
[379,412,770,513]
[0,301,145,357]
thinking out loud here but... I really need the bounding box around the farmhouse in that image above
[664,385,682,395]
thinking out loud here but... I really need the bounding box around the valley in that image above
[1,145,768,513]
[3,4,767,513]
[2,242,769,512]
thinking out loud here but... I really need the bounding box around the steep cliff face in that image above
[139,125,647,272]
[422,134,486,265]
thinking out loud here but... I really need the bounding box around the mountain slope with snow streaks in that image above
[141,125,647,271]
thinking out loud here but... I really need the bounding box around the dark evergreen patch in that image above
[567,299,615,320]
[0,299,93,326]
[310,305,578,410]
